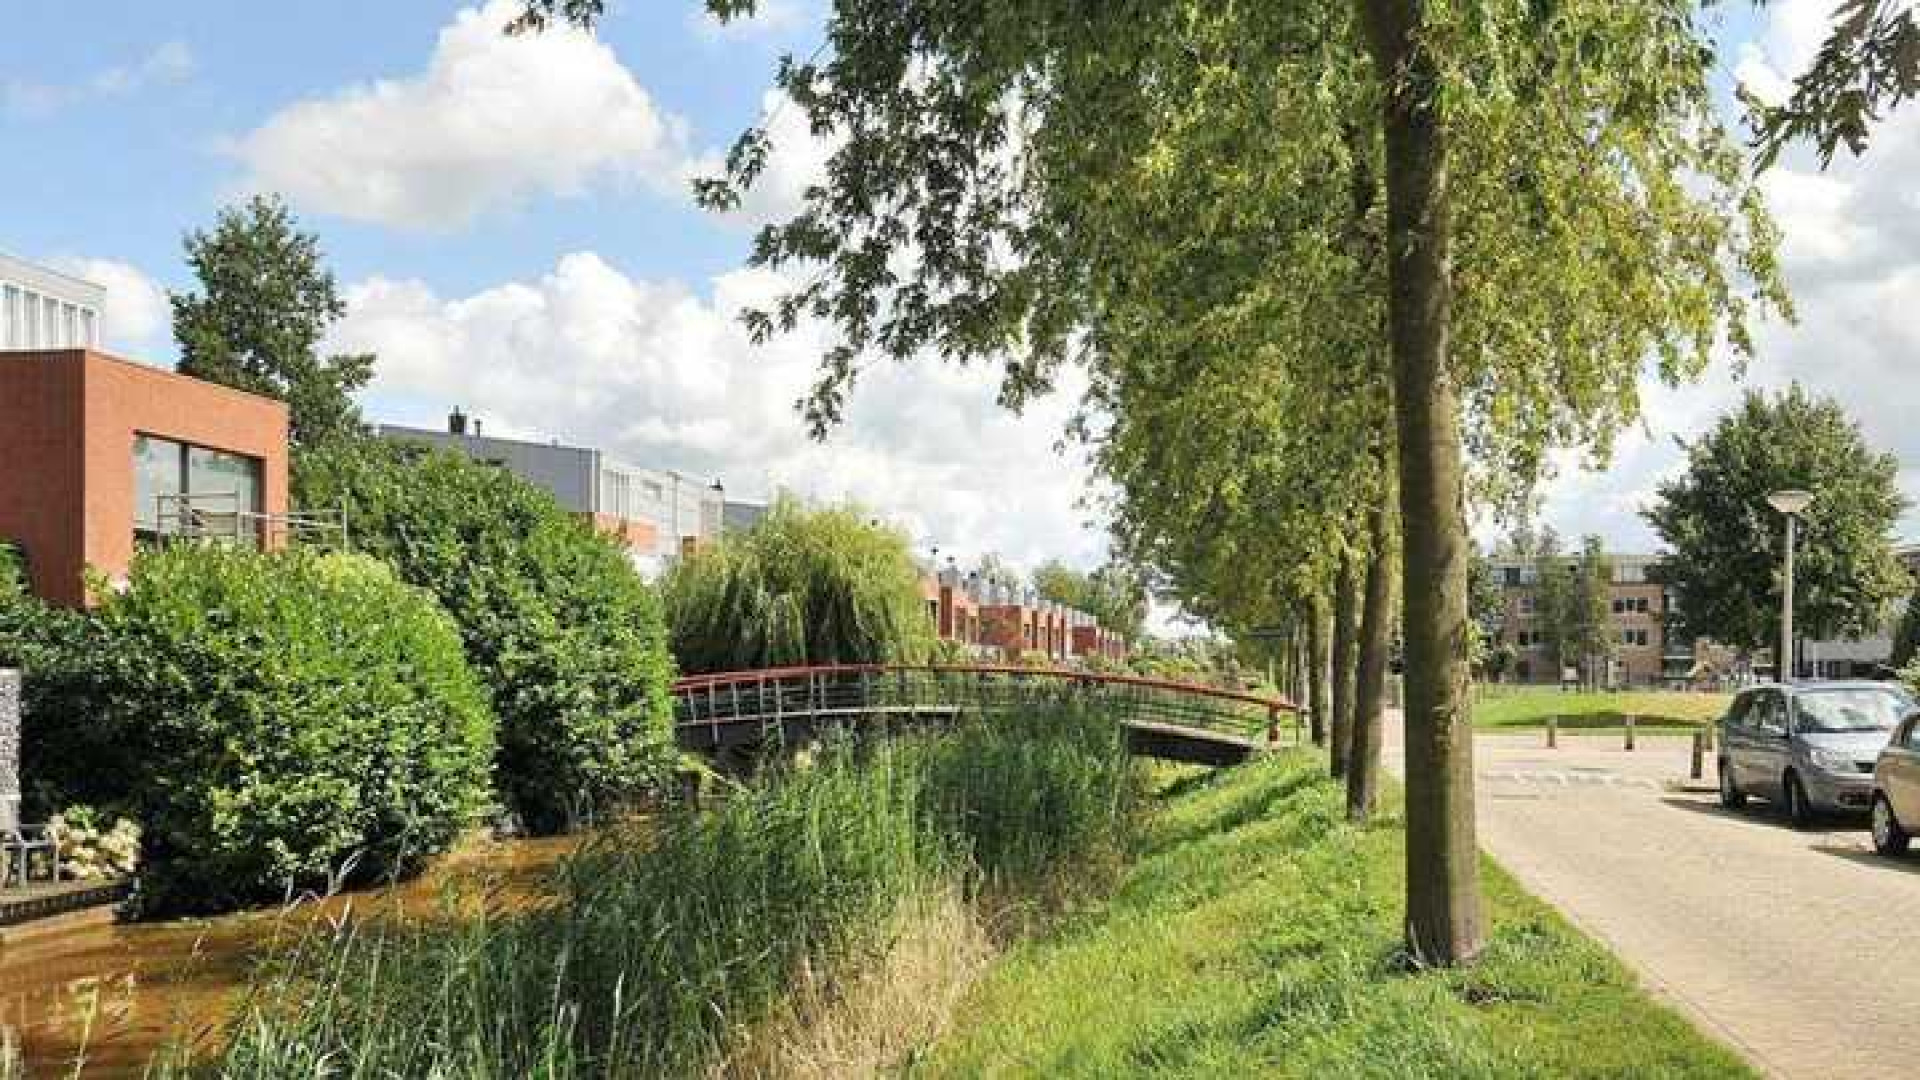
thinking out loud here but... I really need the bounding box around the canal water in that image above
[0,834,579,1077]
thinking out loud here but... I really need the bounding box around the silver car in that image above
[1870,709,1920,856]
[1717,681,1912,828]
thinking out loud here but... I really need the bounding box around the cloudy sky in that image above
[3,0,1915,587]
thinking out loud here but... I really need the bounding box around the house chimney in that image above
[448,407,468,435]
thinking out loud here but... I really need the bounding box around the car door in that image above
[1745,690,1791,799]
[1885,716,1920,825]
[1722,691,1757,783]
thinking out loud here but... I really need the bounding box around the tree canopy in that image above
[1646,385,1908,655]
[171,194,373,447]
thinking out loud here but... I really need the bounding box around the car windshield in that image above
[1794,689,1910,734]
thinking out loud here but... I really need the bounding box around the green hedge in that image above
[295,438,677,833]
[34,547,495,915]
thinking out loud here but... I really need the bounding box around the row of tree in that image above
[550,0,1912,968]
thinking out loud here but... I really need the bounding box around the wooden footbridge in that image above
[671,664,1301,768]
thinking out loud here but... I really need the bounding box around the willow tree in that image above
[530,0,1783,966]
[663,498,934,674]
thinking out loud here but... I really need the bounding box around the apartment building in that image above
[1,253,102,352]
[1490,552,1671,686]
[374,414,725,573]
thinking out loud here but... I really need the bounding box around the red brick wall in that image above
[0,354,87,605]
[0,350,289,606]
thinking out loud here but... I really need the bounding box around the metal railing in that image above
[670,663,1303,753]
[152,492,349,549]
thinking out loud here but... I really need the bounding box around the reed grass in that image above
[165,702,1137,1078]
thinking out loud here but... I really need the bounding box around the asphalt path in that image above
[1385,719,1920,1079]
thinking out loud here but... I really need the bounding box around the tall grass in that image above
[169,702,1137,1078]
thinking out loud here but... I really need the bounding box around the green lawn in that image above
[922,754,1750,1078]
[1472,687,1730,733]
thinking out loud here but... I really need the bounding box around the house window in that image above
[133,434,263,540]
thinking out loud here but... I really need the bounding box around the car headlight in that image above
[1807,747,1860,775]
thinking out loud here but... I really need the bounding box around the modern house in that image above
[0,348,290,606]
[374,414,726,573]
[1,253,102,352]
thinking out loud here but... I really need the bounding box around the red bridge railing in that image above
[670,663,1303,753]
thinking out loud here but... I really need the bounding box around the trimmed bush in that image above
[49,547,494,915]
[664,497,935,673]
[295,438,677,833]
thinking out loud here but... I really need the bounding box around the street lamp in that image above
[1768,489,1814,682]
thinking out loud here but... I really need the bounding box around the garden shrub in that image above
[664,497,935,673]
[69,546,495,915]
[295,438,677,833]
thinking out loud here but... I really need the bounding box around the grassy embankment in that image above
[925,754,1751,1077]
[1473,685,1730,734]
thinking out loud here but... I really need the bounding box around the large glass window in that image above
[134,435,185,534]
[133,434,264,541]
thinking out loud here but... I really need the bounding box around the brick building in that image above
[0,348,290,606]
[1490,552,1672,686]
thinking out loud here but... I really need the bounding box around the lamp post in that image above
[1768,489,1814,682]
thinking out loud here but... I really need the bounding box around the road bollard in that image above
[1690,730,1705,781]
[1547,714,1558,749]
[1625,714,1636,752]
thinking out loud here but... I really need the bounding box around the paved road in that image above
[1385,720,1920,1080]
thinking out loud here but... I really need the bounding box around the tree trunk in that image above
[1331,556,1360,778]
[1360,0,1485,968]
[1350,452,1397,823]
[1307,597,1330,747]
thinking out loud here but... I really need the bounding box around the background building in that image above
[0,253,102,352]
[1489,552,1669,686]
[375,414,725,574]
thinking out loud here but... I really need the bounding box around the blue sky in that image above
[1,1,812,302]
[4,1,1917,597]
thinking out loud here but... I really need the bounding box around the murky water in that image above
[0,834,581,1077]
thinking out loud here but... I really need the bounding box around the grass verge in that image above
[1473,687,1730,734]
[922,753,1752,1078]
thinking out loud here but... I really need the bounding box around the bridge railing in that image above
[670,664,1303,749]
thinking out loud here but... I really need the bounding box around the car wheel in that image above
[1872,793,1911,856]
[1783,771,1814,829]
[1718,760,1746,809]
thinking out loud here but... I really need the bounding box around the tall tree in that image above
[172,195,373,447]
[1570,537,1618,688]
[537,0,1783,968]
[1330,555,1362,777]
[1646,385,1908,658]
[1350,438,1399,823]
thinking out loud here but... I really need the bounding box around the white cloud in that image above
[699,89,838,227]
[227,1,695,230]
[44,256,170,358]
[3,40,194,116]
[331,252,1107,571]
